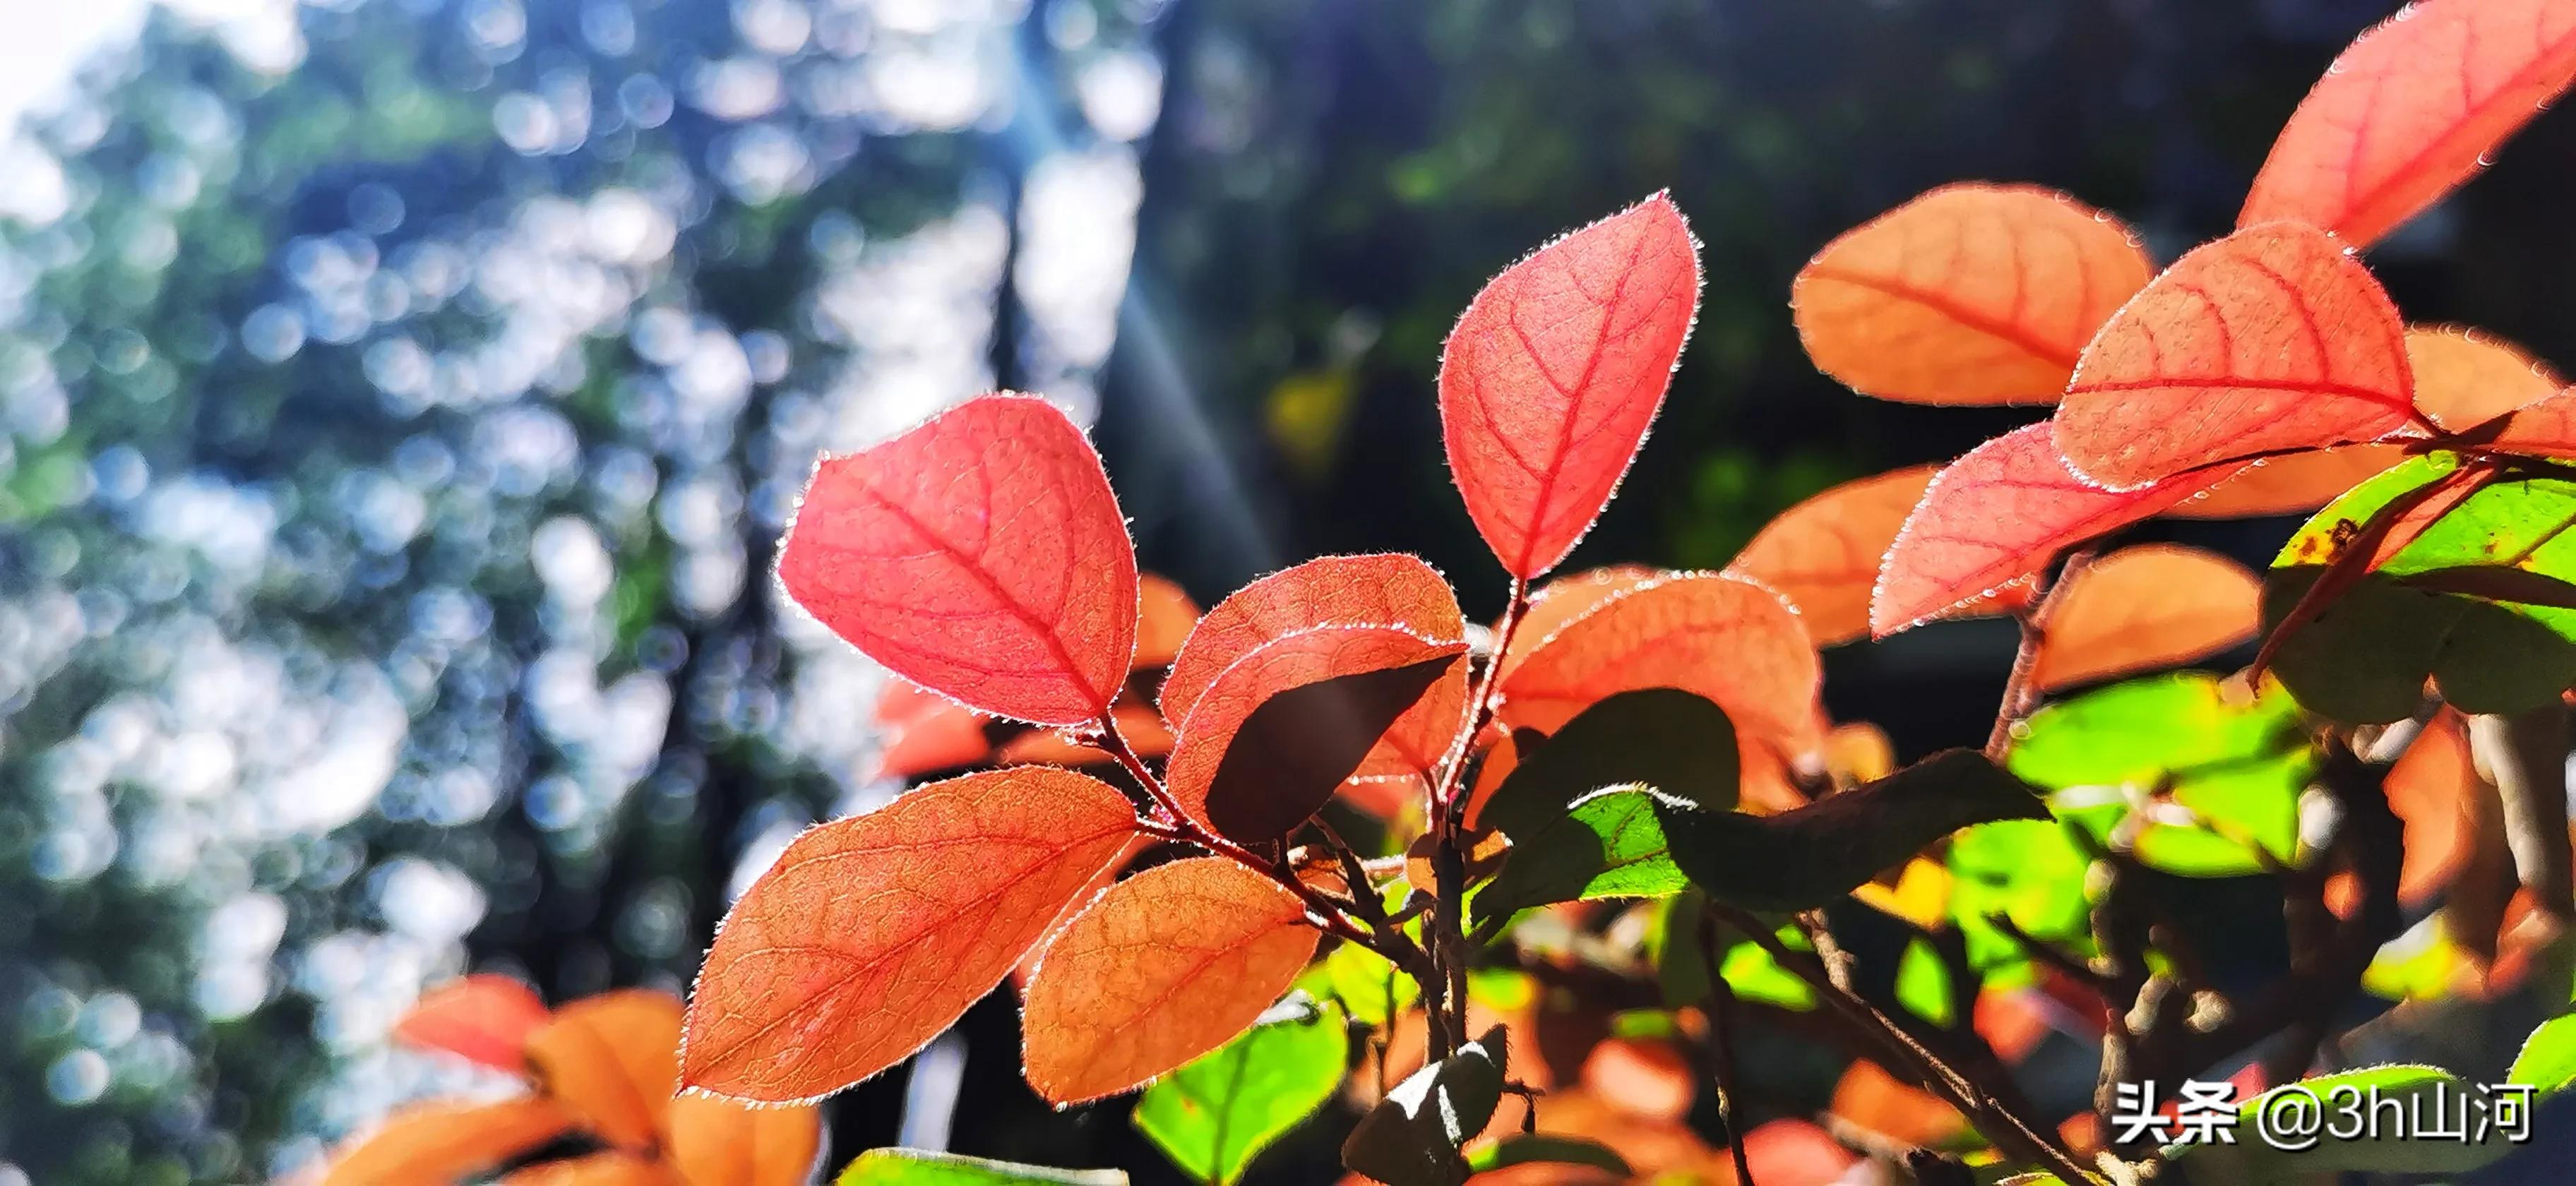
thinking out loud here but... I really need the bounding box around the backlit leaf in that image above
[778,395,1138,726]
[1135,575,1201,670]
[1465,1134,1633,1179]
[1478,787,1693,923]
[1659,750,2048,912]
[1727,465,1938,645]
[526,989,681,1152]
[993,705,1174,767]
[666,1094,824,1186]
[2407,325,2562,432]
[1871,424,2224,637]
[1497,565,1658,680]
[2384,709,2483,907]
[2164,444,2409,520]
[869,683,992,781]
[2028,544,2261,692]
[1791,184,2152,405]
[2240,0,2576,249]
[1132,997,1348,1184]
[1831,1059,1968,1149]
[1579,1037,1691,1123]
[2477,385,2576,457]
[393,974,551,1074]
[1731,1120,1864,1186]
[1022,857,1320,1104]
[1166,625,1468,843]
[1499,573,1819,753]
[499,1152,678,1186]
[682,767,1137,1102]
[1440,193,1701,577]
[2056,223,2414,490]
[1480,689,1741,839]
[2509,1014,2576,1094]
[1948,818,2093,987]
[319,1097,575,1186]
[837,1149,1128,1185]
[1322,938,1420,1028]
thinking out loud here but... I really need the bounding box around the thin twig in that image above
[1986,549,2094,757]
[1698,911,1758,1186]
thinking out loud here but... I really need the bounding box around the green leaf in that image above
[1658,749,2047,912]
[1134,997,1349,1185]
[2509,1013,2576,1095]
[1654,891,1817,1010]
[1465,1133,1631,1178]
[1476,786,1690,924]
[1947,818,2093,987]
[837,1149,1130,1185]
[2269,453,2576,722]
[1340,1026,1508,1186]
[1322,941,1419,1028]
[2008,672,2311,877]
[1480,688,1739,839]
[1895,939,1955,1028]
[2168,1064,2517,1181]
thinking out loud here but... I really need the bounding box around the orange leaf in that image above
[1021,856,1319,1103]
[1578,1038,1693,1123]
[2478,385,2576,457]
[499,1151,679,1186]
[2407,325,2563,432]
[1161,553,1464,733]
[1441,193,1702,577]
[1726,1119,1861,1186]
[2241,0,2576,248]
[1792,184,2152,405]
[2027,545,2262,692]
[526,990,682,1152]
[1871,425,2223,637]
[681,767,1137,1102]
[1134,574,1200,670]
[993,705,1174,767]
[778,395,1138,726]
[1167,625,1469,842]
[320,1097,574,1186]
[2385,709,2486,908]
[664,1094,823,1186]
[1498,572,1820,749]
[1830,1058,1969,1148]
[1516,1087,1729,1182]
[1728,465,1939,645]
[2161,444,2409,520]
[393,975,552,1074]
[1498,565,1659,681]
[2056,222,2414,490]
[868,683,991,781]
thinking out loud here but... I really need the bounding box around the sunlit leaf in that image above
[1727,465,1938,645]
[2240,0,2576,248]
[2509,1014,2576,1094]
[836,1149,1128,1185]
[2406,325,2562,433]
[1791,184,2152,405]
[2164,444,2409,520]
[1322,938,1420,1028]
[1498,565,1659,681]
[1465,1133,1632,1178]
[682,768,1138,1102]
[1578,1037,1691,1123]
[1135,575,1202,670]
[1948,818,2093,987]
[1498,573,1818,751]
[1731,1120,1864,1185]
[869,682,994,782]
[2385,709,2484,907]
[1871,424,2226,637]
[2028,544,2261,692]
[778,394,1138,726]
[1480,689,1739,838]
[1831,1058,1969,1148]
[2056,223,2413,490]
[993,705,1174,767]
[318,1097,575,1186]
[1658,750,2047,912]
[2478,385,2576,457]
[1441,193,1701,577]
[1342,1027,1508,1186]
[665,1094,824,1186]
[527,990,681,1153]
[1165,625,1467,843]
[1022,857,1320,1104]
[2010,673,2313,876]
[1132,997,1347,1184]
[393,974,551,1074]
[1653,893,1817,1011]
[499,1151,677,1186]
[1479,787,1691,923]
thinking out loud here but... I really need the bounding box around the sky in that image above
[0,0,307,134]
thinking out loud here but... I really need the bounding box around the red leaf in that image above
[2474,385,2576,457]
[2027,545,2262,692]
[1730,1119,1863,1186]
[320,1097,576,1186]
[1871,425,2226,638]
[681,767,1137,1102]
[393,974,552,1073]
[1167,625,1470,843]
[2054,222,2414,490]
[2162,444,2410,520]
[1728,466,1940,646]
[664,1094,823,1186]
[778,395,1138,726]
[1580,1038,1693,1123]
[525,989,682,1152]
[1498,565,1659,681]
[1441,193,1702,577]
[993,705,1174,767]
[1830,1060,1968,1149]
[1498,572,1820,749]
[1161,554,1464,730]
[867,682,991,781]
[2241,0,2576,249]
[2408,325,2563,432]
[1792,184,2153,405]
[1021,856,1319,1103]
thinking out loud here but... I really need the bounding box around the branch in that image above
[1698,911,1759,1186]
[1986,549,2094,757]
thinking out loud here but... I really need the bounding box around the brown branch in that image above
[1698,911,1758,1186]
[1986,549,2094,757]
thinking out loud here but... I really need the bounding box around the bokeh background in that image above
[7,1,2576,1182]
